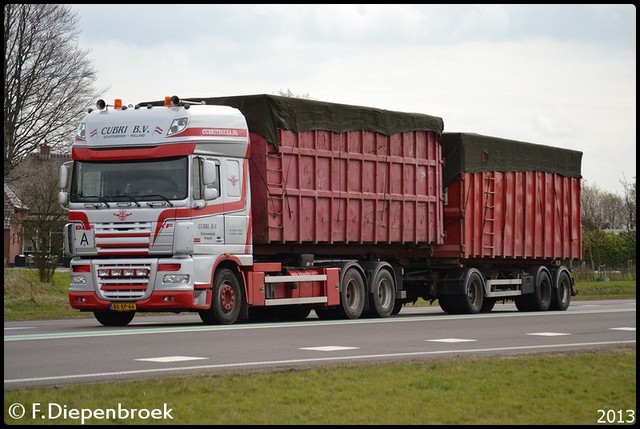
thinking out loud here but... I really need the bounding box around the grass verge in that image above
[3,347,635,425]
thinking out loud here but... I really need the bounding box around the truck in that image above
[58,94,582,326]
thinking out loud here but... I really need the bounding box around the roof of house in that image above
[4,183,28,229]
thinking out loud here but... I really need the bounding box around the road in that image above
[4,299,636,390]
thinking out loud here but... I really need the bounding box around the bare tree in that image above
[581,183,627,230]
[620,176,636,230]
[4,4,103,178]
[276,89,314,99]
[14,160,67,282]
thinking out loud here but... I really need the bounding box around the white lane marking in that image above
[5,340,634,385]
[527,332,570,336]
[135,356,209,363]
[5,304,635,342]
[300,346,359,351]
[3,327,36,330]
[609,327,635,331]
[426,338,476,343]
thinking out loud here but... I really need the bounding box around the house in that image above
[3,183,28,266]
[4,144,71,266]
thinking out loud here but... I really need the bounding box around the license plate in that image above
[110,303,136,311]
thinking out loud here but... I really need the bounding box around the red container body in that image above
[249,129,444,247]
[434,132,582,262]
[435,171,582,260]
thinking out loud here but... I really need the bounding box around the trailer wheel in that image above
[93,310,135,326]
[369,269,395,318]
[516,267,552,312]
[550,269,571,311]
[458,268,484,314]
[200,268,242,325]
[337,267,365,319]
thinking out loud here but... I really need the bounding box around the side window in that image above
[193,157,221,201]
[192,158,202,200]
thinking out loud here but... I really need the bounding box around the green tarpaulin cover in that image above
[139,94,444,151]
[442,132,582,187]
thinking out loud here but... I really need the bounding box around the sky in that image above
[72,4,635,195]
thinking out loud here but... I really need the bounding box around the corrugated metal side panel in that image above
[435,171,582,260]
[250,129,443,245]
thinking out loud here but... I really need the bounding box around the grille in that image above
[94,222,151,256]
[97,263,151,300]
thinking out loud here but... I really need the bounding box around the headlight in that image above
[163,274,190,284]
[71,276,87,285]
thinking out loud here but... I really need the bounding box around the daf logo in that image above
[114,209,133,221]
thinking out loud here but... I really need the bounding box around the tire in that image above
[93,310,135,326]
[336,267,366,319]
[199,268,242,325]
[532,268,552,311]
[516,267,552,312]
[550,269,572,311]
[457,268,484,314]
[369,269,396,318]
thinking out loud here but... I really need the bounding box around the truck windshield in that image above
[70,157,188,203]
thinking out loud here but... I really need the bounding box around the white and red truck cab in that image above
[60,96,265,325]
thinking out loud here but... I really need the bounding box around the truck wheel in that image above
[93,310,135,326]
[550,270,571,311]
[337,267,365,319]
[516,268,552,312]
[369,269,395,318]
[458,268,484,314]
[532,268,552,311]
[200,268,242,325]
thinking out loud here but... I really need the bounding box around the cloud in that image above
[73,4,636,194]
